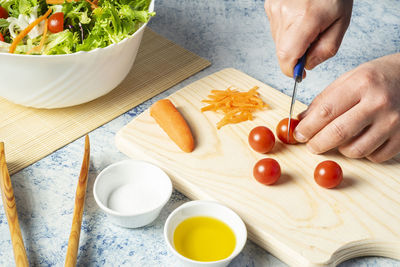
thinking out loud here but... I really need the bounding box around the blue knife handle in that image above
[293,53,307,83]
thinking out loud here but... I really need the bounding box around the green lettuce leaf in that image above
[0,18,9,28]
[43,30,79,54]
[2,0,154,54]
[62,1,92,26]
[0,0,47,17]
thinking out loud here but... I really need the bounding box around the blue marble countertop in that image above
[1,0,400,266]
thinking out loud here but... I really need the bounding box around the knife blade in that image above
[288,53,307,141]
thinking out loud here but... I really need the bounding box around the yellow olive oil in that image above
[173,216,236,262]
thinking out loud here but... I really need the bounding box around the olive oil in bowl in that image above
[173,216,236,262]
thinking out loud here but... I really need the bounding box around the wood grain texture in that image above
[0,143,29,267]
[115,68,400,267]
[65,135,90,267]
[0,27,210,175]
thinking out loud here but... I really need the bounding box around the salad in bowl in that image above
[0,0,154,108]
[0,0,154,54]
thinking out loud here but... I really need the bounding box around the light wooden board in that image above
[0,28,210,175]
[116,68,400,267]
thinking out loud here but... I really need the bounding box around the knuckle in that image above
[320,42,339,59]
[302,1,315,16]
[388,112,400,129]
[276,49,290,62]
[358,68,376,88]
[374,93,392,111]
[267,1,280,16]
[358,68,392,110]
[359,67,384,91]
[330,121,348,143]
[319,102,335,120]
[280,1,296,16]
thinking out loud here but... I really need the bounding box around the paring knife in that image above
[287,53,307,140]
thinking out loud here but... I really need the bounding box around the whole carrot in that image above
[150,99,195,153]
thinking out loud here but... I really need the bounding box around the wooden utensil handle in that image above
[0,142,29,267]
[65,135,90,267]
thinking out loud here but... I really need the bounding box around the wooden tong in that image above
[65,135,90,267]
[0,135,90,267]
[0,142,29,267]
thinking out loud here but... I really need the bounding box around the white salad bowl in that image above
[0,0,154,109]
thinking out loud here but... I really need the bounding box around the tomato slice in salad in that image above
[48,12,64,33]
[0,6,8,19]
[0,32,4,42]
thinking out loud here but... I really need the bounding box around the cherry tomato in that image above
[248,126,275,154]
[276,117,299,144]
[253,158,281,185]
[0,6,8,19]
[314,160,343,189]
[48,12,64,33]
[0,33,4,42]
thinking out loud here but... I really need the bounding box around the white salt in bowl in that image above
[93,159,172,228]
[0,1,154,109]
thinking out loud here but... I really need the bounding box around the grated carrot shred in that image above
[9,9,52,54]
[201,86,268,129]
[84,0,98,9]
[46,0,79,4]
[46,0,65,4]
[27,19,49,55]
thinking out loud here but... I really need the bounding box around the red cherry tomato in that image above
[276,117,299,144]
[248,126,275,154]
[253,158,281,185]
[0,6,8,19]
[48,12,64,33]
[0,33,4,42]
[314,160,343,189]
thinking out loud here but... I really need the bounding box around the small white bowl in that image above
[164,200,247,267]
[93,159,172,228]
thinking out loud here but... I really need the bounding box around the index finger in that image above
[294,71,362,143]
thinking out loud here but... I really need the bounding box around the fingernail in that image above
[306,56,320,70]
[307,143,318,154]
[297,110,307,120]
[294,130,307,142]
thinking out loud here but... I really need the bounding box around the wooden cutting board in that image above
[115,68,400,266]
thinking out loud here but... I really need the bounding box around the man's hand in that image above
[294,54,400,163]
[265,0,353,77]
